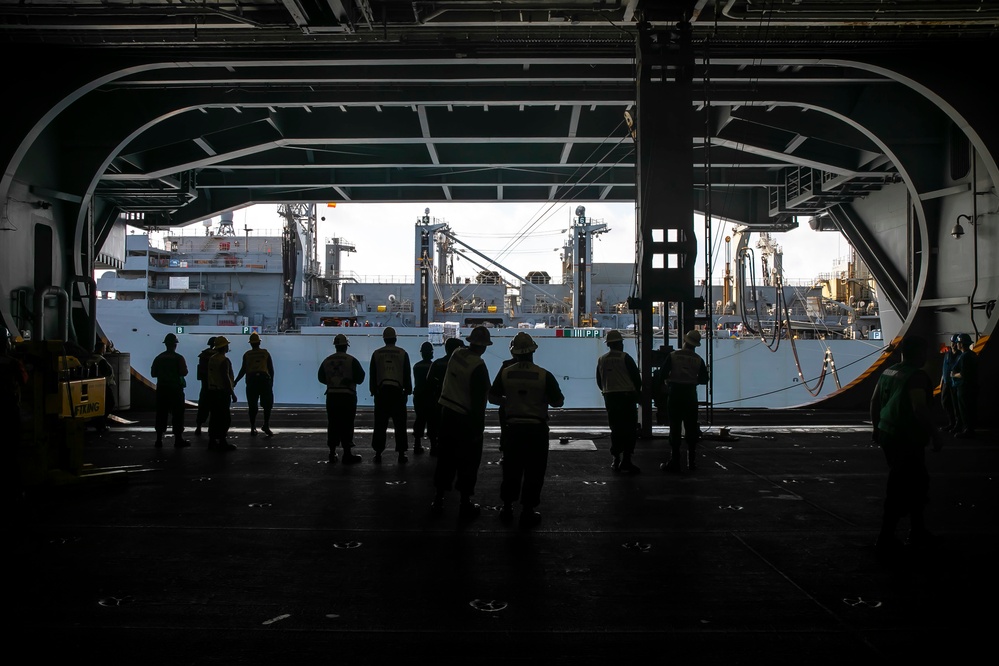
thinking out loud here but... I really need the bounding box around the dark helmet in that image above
[950,333,961,344]
[213,335,231,350]
[510,332,538,355]
[163,333,179,345]
[207,336,217,348]
[333,333,349,347]
[605,329,623,344]
[958,333,973,347]
[420,341,434,354]
[683,329,702,347]
[467,326,492,346]
[444,337,464,354]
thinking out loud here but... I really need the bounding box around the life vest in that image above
[322,353,357,395]
[207,352,233,391]
[667,348,704,386]
[243,348,271,376]
[372,345,406,389]
[597,350,636,394]
[501,361,548,423]
[439,348,485,414]
[876,362,922,436]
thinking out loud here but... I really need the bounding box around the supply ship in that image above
[96,205,888,409]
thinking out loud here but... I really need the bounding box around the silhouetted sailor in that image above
[424,336,464,457]
[432,326,492,520]
[318,333,365,464]
[89,339,116,433]
[194,337,216,437]
[369,326,412,464]
[939,334,961,432]
[411,341,435,455]
[596,329,642,473]
[234,332,275,437]
[660,330,709,472]
[494,335,526,467]
[206,335,238,451]
[951,332,978,438]
[871,335,942,560]
[150,332,190,448]
[488,332,564,528]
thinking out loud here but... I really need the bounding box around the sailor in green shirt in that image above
[870,336,942,560]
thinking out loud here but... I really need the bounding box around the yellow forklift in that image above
[9,285,120,491]
[14,337,107,488]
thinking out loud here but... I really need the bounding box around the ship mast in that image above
[325,237,355,306]
[567,206,607,327]
[414,208,449,327]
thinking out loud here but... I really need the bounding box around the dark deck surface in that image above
[14,408,998,665]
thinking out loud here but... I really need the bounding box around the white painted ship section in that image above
[97,299,886,409]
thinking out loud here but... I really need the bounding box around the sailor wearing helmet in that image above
[194,337,217,437]
[660,329,709,472]
[950,333,978,438]
[318,333,365,464]
[596,329,642,473]
[234,332,275,437]
[411,341,436,455]
[488,332,564,528]
[493,333,531,466]
[368,326,413,464]
[939,334,961,432]
[150,332,191,448]
[424,336,465,457]
[206,335,238,451]
[432,325,493,520]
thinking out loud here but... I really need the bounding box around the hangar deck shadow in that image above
[14,408,997,665]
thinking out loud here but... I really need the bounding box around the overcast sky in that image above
[185,201,850,285]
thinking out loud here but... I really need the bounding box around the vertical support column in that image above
[635,21,695,437]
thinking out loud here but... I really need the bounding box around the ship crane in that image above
[756,232,783,287]
[420,224,566,327]
[277,203,323,330]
